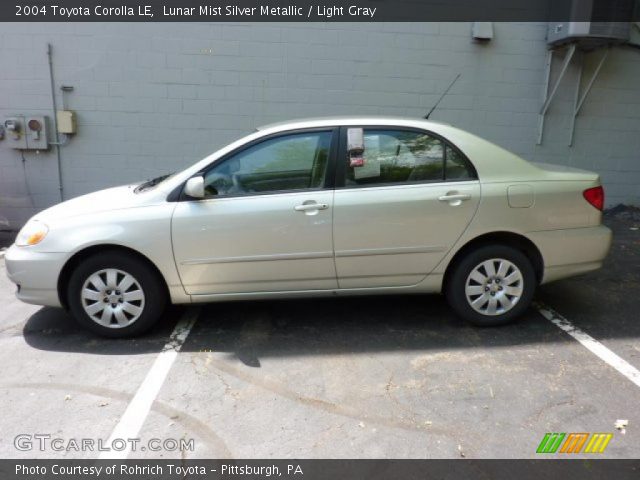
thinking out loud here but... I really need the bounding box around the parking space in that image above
[1,216,639,459]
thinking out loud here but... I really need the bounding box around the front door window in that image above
[204,131,333,197]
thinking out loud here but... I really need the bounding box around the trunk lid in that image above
[531,162,600,182]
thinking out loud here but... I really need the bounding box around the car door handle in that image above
[438,193,471,202]
[294,203,329,212]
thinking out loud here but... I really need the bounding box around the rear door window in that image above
[344,128,476,187]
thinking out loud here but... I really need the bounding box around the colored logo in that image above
[536,432,613,454]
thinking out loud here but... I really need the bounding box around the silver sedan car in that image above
[5,116,612,337]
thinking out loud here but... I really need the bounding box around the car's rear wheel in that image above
[67,251,166,337]
[445,244,536,326]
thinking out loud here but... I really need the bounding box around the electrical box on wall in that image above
[56,110,76,134]
[3,115,49,151]
[4,117,27,149]
[25,116,49,150]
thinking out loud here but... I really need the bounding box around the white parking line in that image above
[99,307,200,460]
[536,302,640,389]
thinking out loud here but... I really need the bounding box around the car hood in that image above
[33,184,158,222]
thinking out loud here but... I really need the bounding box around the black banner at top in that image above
[2,0,640,22]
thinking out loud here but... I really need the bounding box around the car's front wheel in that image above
[67,251,166,337]
[445,244,536,326]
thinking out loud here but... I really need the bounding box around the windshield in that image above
[134,173,175,193]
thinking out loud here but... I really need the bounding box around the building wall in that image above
[1,22,639,230]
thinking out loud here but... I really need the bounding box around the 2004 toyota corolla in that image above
[4,117,612,337]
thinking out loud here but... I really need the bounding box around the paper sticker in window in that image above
[354,134,381,179]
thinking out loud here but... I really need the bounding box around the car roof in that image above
[256,115,450,131]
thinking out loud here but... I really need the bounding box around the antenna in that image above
[424,73,461,119]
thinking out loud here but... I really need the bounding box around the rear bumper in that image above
[4,244,66,307]
[528,225,612,284]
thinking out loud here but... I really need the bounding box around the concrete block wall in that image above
[1,22,639,230]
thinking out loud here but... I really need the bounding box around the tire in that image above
[67,251,167,338]
[445,244,536,327]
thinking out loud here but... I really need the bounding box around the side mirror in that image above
[184,175,205,199]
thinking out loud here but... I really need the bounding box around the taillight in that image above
[583,186,604,211]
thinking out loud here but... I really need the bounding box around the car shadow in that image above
[22,304,184,355]
[187,295,557,368]
[22,293,558,367]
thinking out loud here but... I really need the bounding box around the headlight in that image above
[15,220,49,247]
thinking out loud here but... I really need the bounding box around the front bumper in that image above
[528,224,613,284]
[4,244,68,307]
